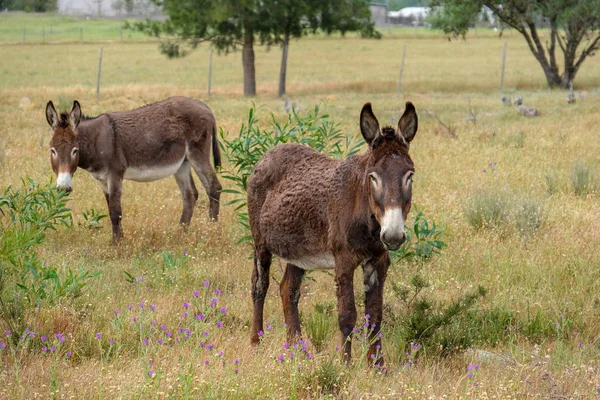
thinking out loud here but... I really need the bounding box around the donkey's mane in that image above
[57,112,71,129]
[372,126,405,149]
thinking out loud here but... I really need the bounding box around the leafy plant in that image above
[392,208,447,263]
[0,179,97,334]
[389,274,487,356]
[80,208,107,230]
[305,310,335,353]
[464,189,510,230]
[220,103,364,241]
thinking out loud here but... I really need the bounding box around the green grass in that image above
[1,11,600,399]
[0,12,150,42]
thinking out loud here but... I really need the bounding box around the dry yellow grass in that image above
[1,24,600,399]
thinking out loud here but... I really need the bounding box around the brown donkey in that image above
[45,96,222,243]
[248,102,418,364]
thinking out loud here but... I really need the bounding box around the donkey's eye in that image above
[405,173,414,186]
[369,173,379,187]
[50,148,57,157]
[71,148,78,157]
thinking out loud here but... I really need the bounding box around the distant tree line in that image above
[1,0,56,11]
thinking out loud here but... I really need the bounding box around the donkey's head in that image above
[360,102,418,251]
[45,101,82,193]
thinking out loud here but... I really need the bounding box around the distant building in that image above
[388,6,430,26]
[369,3,388,26]
[57,0,161,17]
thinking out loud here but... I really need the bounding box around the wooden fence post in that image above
[500,42,507,90]
[96,47,103,101]
[397,44,407,93]
[208,46,213,98]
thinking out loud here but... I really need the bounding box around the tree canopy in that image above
[430,0,600,88]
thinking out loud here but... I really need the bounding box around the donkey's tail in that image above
[212,122,221,169]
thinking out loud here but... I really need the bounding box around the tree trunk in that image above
[278,32,290,98]
[242,31,256,97]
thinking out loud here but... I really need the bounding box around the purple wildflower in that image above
[183,302,189,310]
[139,301,145,308]
[307,353,313,359]
[183,312,188,318]
[160,325,167,331]
[157,339,163,345]
[289,352,294,359]
[150,305,157,311]
[109,339,114,345]
[284,343,290,350]
[50,347,56,353]
[193,290,199,297]
[0,343,5,349]
[204,360,209,365]
[183,250,188,256]
[210,298,218,307]
[203,281,210,288]
[233,359,240,365]
[266,324,272,331]
[468,373,473,379]
[128,304,133,310]
[95,333,102,340]
[196,313,205,321]
[257,330,264,337]
[220,307,227,314]
[151,320,157,326]
[203,331,209,337]
[165,331,172,338]
[114,310,119,316]
[216,321,223,328]
[5,330,11,335]
[66,350,72,357]
[214,289,221,296]
[41,335,47,342]
[148,370,154,378]
[206,344,214,350]
[143,339,149,345]
[277,354,284,362]
[42,346,48,352]
[365,314,370,320]
[235,369,239,374]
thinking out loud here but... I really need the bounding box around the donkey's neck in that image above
[76,117,106,171]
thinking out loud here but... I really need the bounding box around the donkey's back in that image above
[248,144,338,262]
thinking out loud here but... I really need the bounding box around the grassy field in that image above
[1,12,600,399]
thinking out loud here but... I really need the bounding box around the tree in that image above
[133,0,378,97]
[133,0,269,96]
[430,0,600,88]
[262,0,380,98]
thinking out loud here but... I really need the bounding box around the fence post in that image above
[96,47,103,101]
[42,28,45,43]
[208,47,213,98]
[500,42,507,90]
[23,27,26,42]
[397,44,407,93]
[80,27,83,42]
[120,26,123,41]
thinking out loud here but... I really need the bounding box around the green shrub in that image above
[465,189,510,229]
[305,309,335,353]
[392,208,447,263]
[514,198,544,235]
[570,159,597,197]
[0,179,98,335]
[545,172,558,195]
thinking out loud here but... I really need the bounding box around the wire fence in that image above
[0,25,150,43]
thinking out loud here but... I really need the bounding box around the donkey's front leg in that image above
[334,258,357,363]
[363,252,390,367]
[107,175,124,244]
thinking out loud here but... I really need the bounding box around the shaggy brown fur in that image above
[45,97,222,243]
[248,102,419,364]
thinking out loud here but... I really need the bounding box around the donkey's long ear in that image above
[397,101,418,145]
[360,103,381,145]
[70,101,82,130]
[46,101,59,131]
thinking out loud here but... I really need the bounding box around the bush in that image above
[570,159,597,197]
[464,189,510,229]
[305,303,336,353]
[391,208,447,263]
[0,179,98,336]
[514,198,544,235]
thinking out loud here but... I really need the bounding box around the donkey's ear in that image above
[70,100,82,130]
[397,101,418,145]
[360,103,381,145]
[46,101,59,131]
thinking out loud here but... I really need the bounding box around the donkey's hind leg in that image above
[251,246,272,345]
[187,145,222,222]
[280,264,305,342]
[174,161,197,226]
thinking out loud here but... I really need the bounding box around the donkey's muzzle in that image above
[381,231,406,251]
[57,186,72,195]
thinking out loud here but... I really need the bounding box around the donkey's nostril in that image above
[381,230,406,251]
